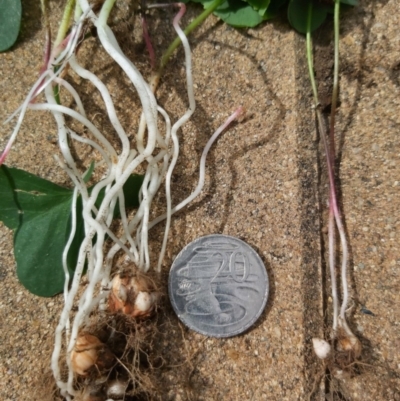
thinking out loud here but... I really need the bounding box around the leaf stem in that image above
[306,4,318,106]
[306,2,338,334]
[98,0,117,26]
[54,0,76,49]
[159,0,223,73]
[328,0,340,333]
[327,0,340,332]
[39,0,51,66]
[307,0,354,338]
[330,0,340,165]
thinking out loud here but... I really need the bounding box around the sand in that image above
[0,0,399,400]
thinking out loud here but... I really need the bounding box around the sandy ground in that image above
[0,0,399,400]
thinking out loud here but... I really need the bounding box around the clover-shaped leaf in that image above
[0,0,22,52]
[0,165,143,296]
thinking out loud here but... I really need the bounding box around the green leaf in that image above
[214,0,265,28]
[0,165,74,296]
[184,0,287,26]
[0,165,143,297]
[0,165,72,231]
[288,0,328,34]
[247,0,270,13]
[0,0,22,52]
[14,197,74,297]
[185,0,354,28]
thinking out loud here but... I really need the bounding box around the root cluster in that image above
[71,313,160,401]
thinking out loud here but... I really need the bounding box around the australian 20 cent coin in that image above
[169,234,269,338]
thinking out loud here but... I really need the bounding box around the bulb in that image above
[338,334,362,358]
[107,379,128,399]
[312,338,331,360]
[71,333,114,376]
[109,273,160,318]
[133,291,160,317]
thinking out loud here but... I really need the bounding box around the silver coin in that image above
[169,234,269,338]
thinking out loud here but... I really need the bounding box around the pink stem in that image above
[145,3,187,70]
[141,15,156,70]
[328,198,338,332]
[50,32,73,66]
[29,29,52,105]
[173,3,186,25]
[29,33,73,104]
[0,142,12,166]
[40,27,52,75]
[316,111,351,335]
[148,3,186,23]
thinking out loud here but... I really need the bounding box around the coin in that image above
[169,234,269,338]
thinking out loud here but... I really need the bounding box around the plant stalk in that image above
[306,2,352,337]
[328,0,340,333]
[330,0,340,165]
[99,0,117,26]
[54,0,76,49]
[159,0,224,73]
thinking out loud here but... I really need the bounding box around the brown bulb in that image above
[71,333,114,376]
[338,334,362,358]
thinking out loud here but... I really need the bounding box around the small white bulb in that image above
[107,379,128,398]
[134,291,152,312]
[312,338,331,360]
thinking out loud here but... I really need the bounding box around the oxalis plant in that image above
[186,0,362,377]
[225,0,362,372]
[0,0,361,398]
[303,3,363,384]
[0,0,243,398]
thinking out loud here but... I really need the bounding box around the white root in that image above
[3,1,243,398]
